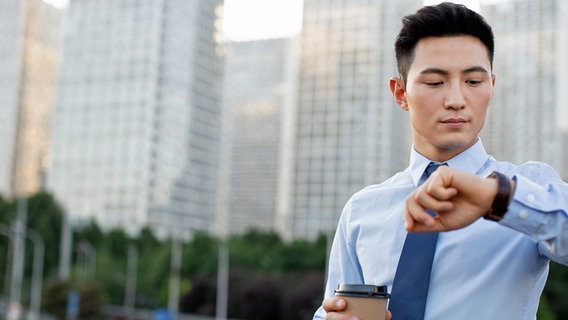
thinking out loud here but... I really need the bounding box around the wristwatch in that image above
[483,171,512,222]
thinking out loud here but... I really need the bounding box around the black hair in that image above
[395,2,494,83]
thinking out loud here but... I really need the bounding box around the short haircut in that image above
[395,2,494,83]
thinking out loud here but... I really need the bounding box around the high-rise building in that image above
[480,0,568,179]
[216,38,297,236]
[47,0,224,237]
[0,1,23,196]
[282,0,423,240]
[0,0,63,197]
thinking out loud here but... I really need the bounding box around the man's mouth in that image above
[441,118,468,128]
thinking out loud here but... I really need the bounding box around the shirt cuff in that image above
[499,174,547,235]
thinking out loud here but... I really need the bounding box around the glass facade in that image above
[0,0,22,195]
[481,0,567,179]
[219,38,296,236]
[0,0,63,197]
[3,0,566,239]
[48,0,224,237]
[287,0,422,240]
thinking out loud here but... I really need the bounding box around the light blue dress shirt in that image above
[313,139,568,320]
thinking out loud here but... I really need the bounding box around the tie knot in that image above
[425,162,444,178]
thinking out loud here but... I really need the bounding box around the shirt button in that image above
[519,211,529,220]
[526,194,536,203]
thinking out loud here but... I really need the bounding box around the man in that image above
[313,2,568,320]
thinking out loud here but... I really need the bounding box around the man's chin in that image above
[438,138,477,152]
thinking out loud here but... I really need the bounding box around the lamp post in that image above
[124,244,138,320]
[167,238,181,319]
[215,240,229,320]
[76,240,96,280]
[58,211,73,280]
[0,223,44,320]
[8,197,27,319]
[26,228,44,320]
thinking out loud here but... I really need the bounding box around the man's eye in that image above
[467,80,483,85]
[426,81,443,87]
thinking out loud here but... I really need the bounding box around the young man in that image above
[313,2,568,320]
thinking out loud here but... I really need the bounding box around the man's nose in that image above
[444,83,466,109]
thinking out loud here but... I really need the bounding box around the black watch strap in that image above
[483,171,512,222]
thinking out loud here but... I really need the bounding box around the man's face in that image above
[391,35,495,162]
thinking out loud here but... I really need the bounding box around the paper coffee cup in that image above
[334,284,390,320]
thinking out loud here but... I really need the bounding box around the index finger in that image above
[322,297,347,312]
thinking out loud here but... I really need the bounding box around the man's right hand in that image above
[322,297,392,320]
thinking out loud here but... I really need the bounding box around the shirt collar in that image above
[407,139,490,186]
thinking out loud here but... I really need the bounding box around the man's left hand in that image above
[404,166,507,233]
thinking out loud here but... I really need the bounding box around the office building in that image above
[481,0,568,179]
[0,1,22,196]
[216,38,297,236]
[48,0,224,237]
[0,0,63,197]
[281,0,423,240]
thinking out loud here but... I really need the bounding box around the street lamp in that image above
[124,243,138,320]
[215,239,229,320]
[26,228,44,320]
[76,240,96,280]
[167,238,182,319]
[0,223,44,320]
[5,197,28,320]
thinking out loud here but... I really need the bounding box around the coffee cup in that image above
[334,284,390,320]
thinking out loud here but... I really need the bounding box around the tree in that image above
[42,278,104,319]
[103,228,130,258]
[26,191,64,277]
[543,262,568,318]
[182,231,218,276]
[75,219,104,248]
[137,238,170,308]
[0,194,10,292]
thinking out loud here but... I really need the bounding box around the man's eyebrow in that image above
[419,66,490,75]
[419,68,448,75]
[463,66,491,74]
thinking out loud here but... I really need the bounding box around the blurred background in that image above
[0,0,567,319]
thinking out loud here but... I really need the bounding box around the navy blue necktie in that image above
[389,162,442,320]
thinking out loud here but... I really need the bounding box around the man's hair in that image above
[395,2,494,83]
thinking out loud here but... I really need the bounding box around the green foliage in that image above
[0,193,65,297]
[41,278,71,318]
[228,229,327,273]
[75,219,104,248]
[104,228,131,258]
[26,192,64,277]
[137,241,171,307]
[2,191,568,319]
[229,229,285,271]
[42,278,105,319]
[277,235,327,271]
[182,231,219,276]
[136,226,160,249]
[0,194,10,223]
[543,262,568,319]
[94,246,127,305]
[0,194,10,293]
[538,294,557,320]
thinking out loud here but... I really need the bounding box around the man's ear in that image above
[490,74,496,102]
[389,77,408,111]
